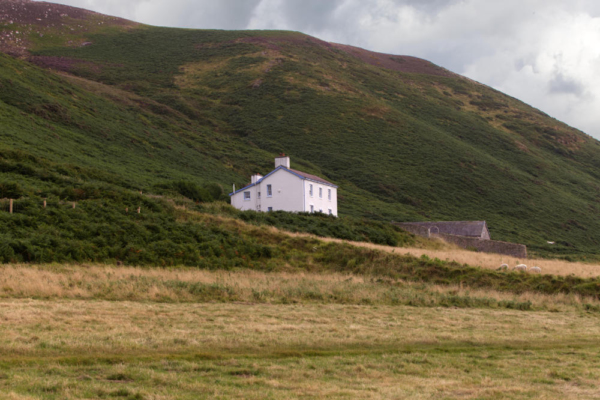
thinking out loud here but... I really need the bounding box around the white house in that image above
[230,155,338,216]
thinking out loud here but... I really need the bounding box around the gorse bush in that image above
[0,188,273,267]
[153,180,226,203]
[0,182,23,199]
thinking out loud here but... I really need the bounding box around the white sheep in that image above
[514,264,527,272]
[529,266,541,274]
[498,263,509,271]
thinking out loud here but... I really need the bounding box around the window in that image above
[244,191,251,201]
[328,209,332,215]
[268,207,273,212]
[267,184,272,197]
[319,187,322,198]
[328,189,331,200]
[309,184,313,197]
[310,205,314,213]
[257,192,261,199]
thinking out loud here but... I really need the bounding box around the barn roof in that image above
[397,221,489,238]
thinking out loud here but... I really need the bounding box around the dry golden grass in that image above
[0,299,596,357]
[1,299,600,399]
[0,264,598,311]
[292,233,600,278]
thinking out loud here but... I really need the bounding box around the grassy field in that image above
[2,264,597,311]
[0,265,600,400]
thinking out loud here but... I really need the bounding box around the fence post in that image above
[9,199,13,214]
[137,207,141,214]
[43,199,47,209]
[125,207,129,213]
[72,202,76,209]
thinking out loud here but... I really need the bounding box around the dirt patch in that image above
[332,43,457,78]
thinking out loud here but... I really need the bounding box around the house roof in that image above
[397,221,489,238]
[229,166,337,196]
[288,169,335,186]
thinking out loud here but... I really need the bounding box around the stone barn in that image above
[394,221,527,258]
[397,221,490,240]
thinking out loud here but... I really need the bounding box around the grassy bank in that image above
[3,193,600,302]
[1,299,600,399]
[3,264,597,312]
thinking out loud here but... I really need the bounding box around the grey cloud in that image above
[396,0,463,14]
[162,0,262,29]
[279,0,344,32]
[549,73,586,97]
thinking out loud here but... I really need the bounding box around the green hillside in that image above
[1,0,600,259]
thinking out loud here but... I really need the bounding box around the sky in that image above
[35,0,600,138]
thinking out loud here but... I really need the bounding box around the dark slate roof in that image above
[289,169,335,186]
[398,221,488,237]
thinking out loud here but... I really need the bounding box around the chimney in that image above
[275,154,290,169]
[251,174,263,184]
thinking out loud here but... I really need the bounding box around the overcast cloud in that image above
[35,0,600,138]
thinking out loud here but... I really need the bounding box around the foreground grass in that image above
[1,300,600,399]
[1,264,598,312]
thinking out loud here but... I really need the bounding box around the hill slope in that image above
[1,0,600,259]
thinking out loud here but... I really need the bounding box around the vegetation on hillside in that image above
[1,1,600,259]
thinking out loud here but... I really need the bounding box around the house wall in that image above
[481,228,491,240]
[259,169,304,212]
[231,169,338,216]
[230,183,260,211]
[304,181,337,216]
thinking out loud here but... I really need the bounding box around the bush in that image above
[0,182,23,199]
[153,180,225,203]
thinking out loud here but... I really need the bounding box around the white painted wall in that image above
[304,181,337,216]
[231,169,305,212]
[230,183,260,212]
[231,168,338,216]
[258,169,304,212]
